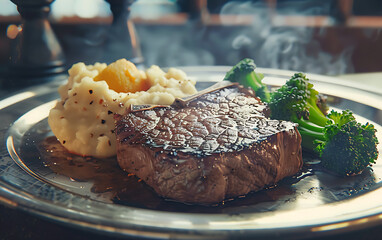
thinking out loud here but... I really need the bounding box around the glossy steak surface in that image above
[115,82,303,204]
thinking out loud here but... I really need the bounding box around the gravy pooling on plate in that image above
[38,136,307,212]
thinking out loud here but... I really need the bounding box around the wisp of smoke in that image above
[219,1,354,75]
[128,1,355,75]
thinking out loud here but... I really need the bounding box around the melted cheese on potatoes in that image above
[48,59,197,158]
[94,58,150,93]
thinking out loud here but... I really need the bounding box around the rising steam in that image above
[138,0,354,75]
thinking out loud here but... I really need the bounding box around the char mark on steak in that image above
[115,81,303,204]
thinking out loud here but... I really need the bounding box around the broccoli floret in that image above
[269,73,328,128]
[224,58,270,102]
[269,73,379,176]
[315,111,379,176]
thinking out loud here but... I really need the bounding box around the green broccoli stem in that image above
[246,72,270,102]
[244,72,261,89]
[306,102,330,127]
[293,91,331,152]
[297,125,325,151]
[253,71,264,83]
[294,117,324,133]
[292,110,327,152]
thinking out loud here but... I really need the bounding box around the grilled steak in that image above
[115,82,303,204]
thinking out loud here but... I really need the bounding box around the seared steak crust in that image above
[115,82,303,204]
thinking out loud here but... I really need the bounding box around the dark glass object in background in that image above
[0,0,143,90]
[2,0,66,89]
[104,0,143,66]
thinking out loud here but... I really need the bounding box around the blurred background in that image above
[0,0,381,85]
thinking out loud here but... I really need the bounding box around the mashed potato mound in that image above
[48,59,197,158]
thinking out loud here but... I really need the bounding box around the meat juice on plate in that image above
[38,134,375,214]
[19,113,379,214]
